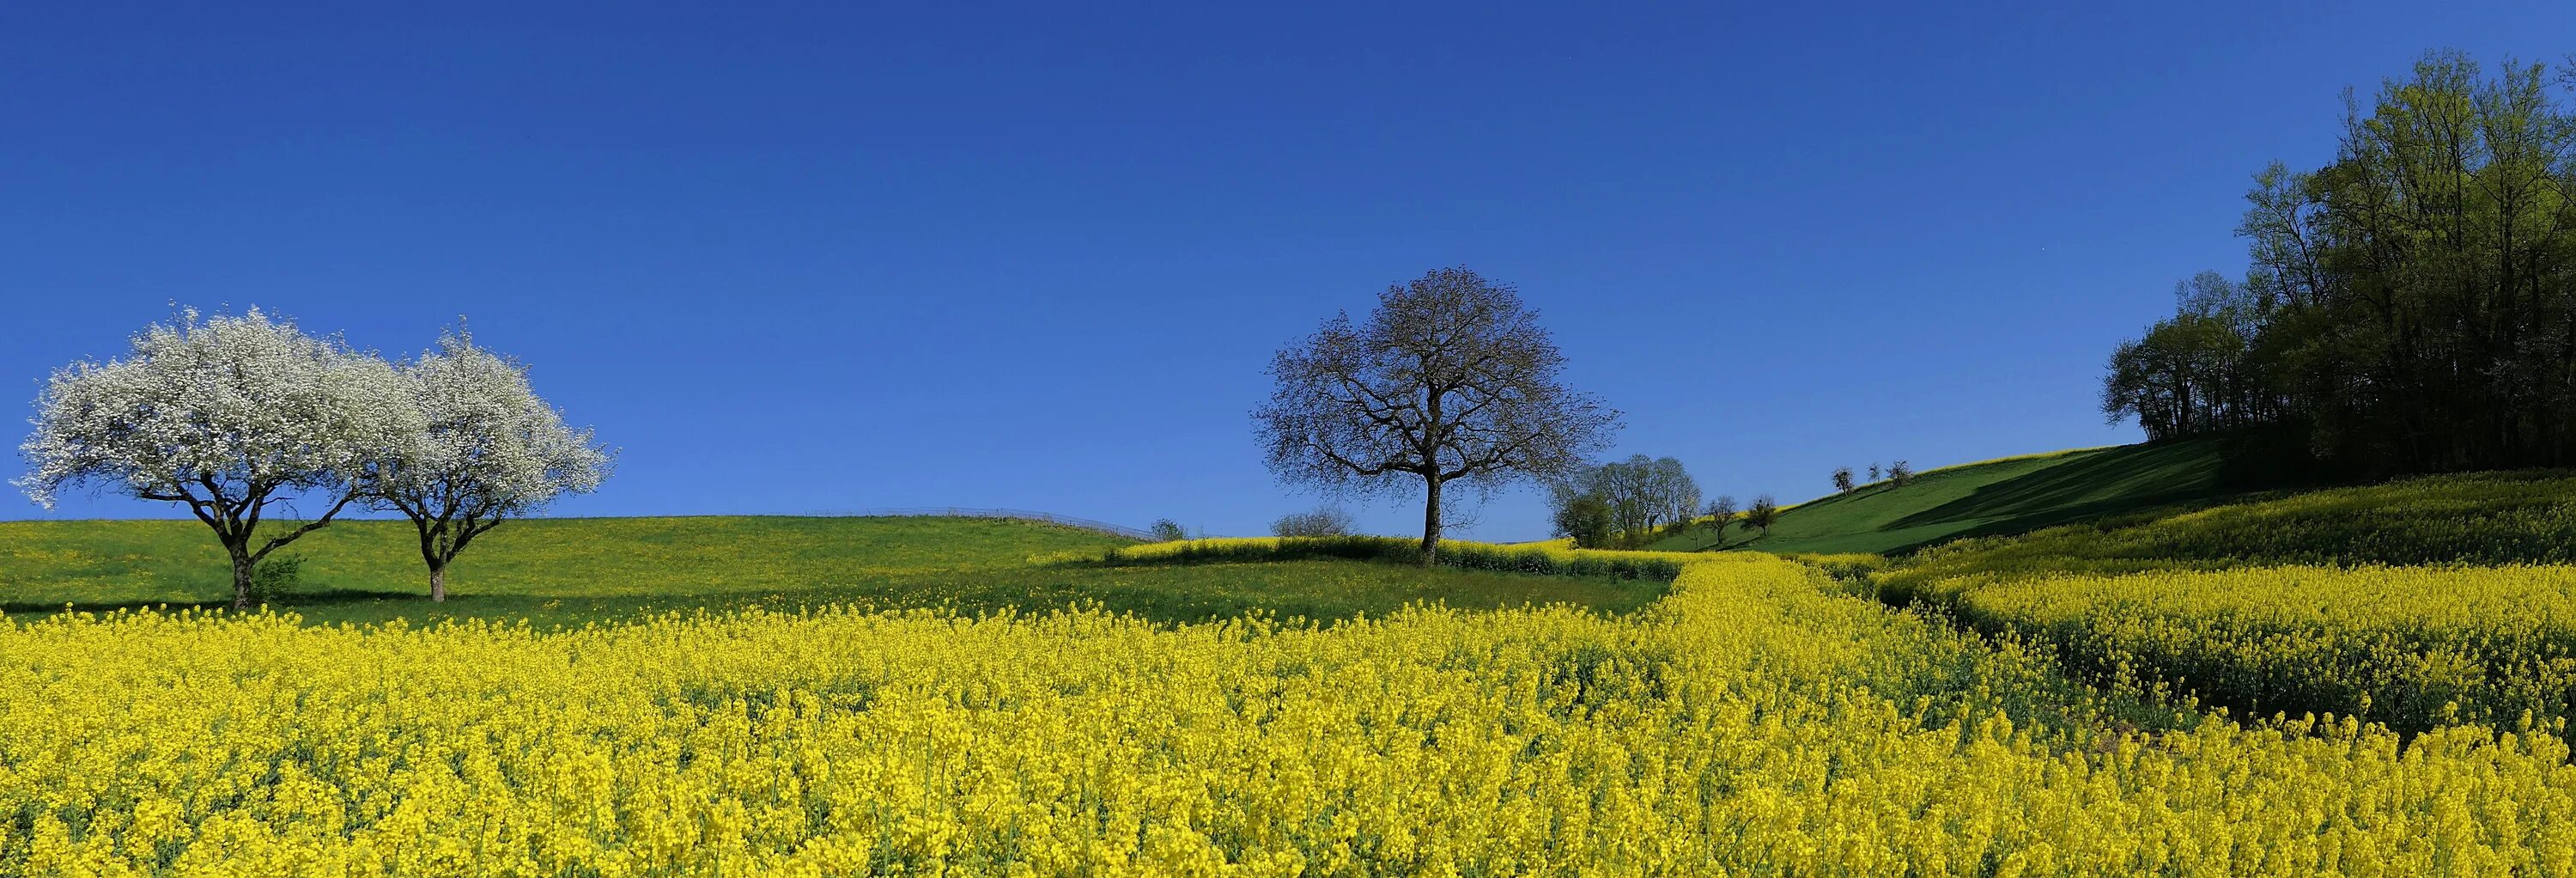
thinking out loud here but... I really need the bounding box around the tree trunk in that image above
[228,543,255,611]
[1419,476,1443,565]
[428,562,447,602]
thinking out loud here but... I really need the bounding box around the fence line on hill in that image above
[800,507,1156,540]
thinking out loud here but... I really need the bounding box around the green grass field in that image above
[0,515,1668,626]
[1649,439,2242,555]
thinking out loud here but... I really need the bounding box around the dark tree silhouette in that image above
[1255,267,1620,561]
[1270,506,1356,538]
[1743,495,1781,537]
[1705,495,1738,540]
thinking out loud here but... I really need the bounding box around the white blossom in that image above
[375,329,611,599]
[15,308,418,607]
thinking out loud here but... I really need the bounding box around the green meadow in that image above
[1650,439,2247,555]
[0,515,1666,627]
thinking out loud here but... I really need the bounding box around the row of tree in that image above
[15,309,612,607]
[1542,456,1783,550]
[1547,455,1699,548]
[2104,52,2576,474]
[1829,460,1915,494]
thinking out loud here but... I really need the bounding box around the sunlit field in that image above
[18,551,2576,875]
[1877,470,2576,741]
[0,517,1666,626]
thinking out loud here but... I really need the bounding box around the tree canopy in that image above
[374,330,613,601]
[2107,52,2576,474]
[16,308,420,608]
[1256,267,1619,558]
[1549,455,1699,548]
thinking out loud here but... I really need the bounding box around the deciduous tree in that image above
[1256,267,1619,562]
[1271,506,1356,538]
[1705,495,1738,540]
[1743,495,1780,537]
[16,308,417,609]
[1550,455,1698,548]
[1552,492,1613,549]
[374,330,613,601]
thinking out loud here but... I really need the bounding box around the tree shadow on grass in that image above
[1871,442,2243,553]
[2,588,422,617]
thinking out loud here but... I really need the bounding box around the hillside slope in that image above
[1650,439,2241,555]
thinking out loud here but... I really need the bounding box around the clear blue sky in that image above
[6,2,2572,539]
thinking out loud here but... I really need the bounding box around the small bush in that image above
[1270,507,1355,538]
[1148,519,1188,542]
[1096,535,1687,583]
[245,554,307,604]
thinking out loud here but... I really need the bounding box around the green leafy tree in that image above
[2105,52,2576,474]
[1552,492,1615,549]
[1742,495,1780,538]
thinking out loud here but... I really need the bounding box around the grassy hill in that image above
[1880,467,2576,593]
[0,515,1667,626]
[1649,439,2243,555]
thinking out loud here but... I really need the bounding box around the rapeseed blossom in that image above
[6,554,2576,875]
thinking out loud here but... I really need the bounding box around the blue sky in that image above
[5,2,2573,539]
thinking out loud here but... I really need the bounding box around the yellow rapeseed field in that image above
[1925,563,2576,741]
[10,553,2576,875]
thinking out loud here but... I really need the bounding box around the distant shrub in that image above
[244,554,307,605]
[1098,535,1687,583]
[1148,519,1188,542]
[1270,507,1355,538]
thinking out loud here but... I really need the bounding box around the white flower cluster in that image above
[15,308,418,511]
[15,308,611,601]
[377,330,612,528]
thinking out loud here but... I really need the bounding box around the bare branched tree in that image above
[1705,495,1737,539]
[1270,505,1356,538]
[1255,267,1620,561]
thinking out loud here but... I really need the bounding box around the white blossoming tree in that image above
[16,308,418,609]
[375,330,611,601]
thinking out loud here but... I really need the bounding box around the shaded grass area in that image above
[0,515,1663,626]
[1649,439,2245,555]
